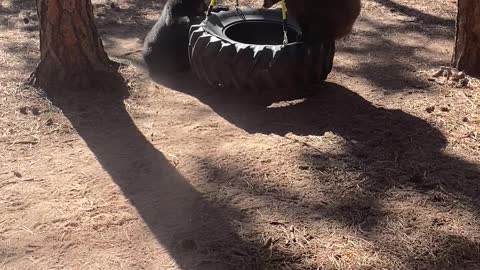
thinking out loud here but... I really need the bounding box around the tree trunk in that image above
[452,0,480,76]
[29,0,123,90]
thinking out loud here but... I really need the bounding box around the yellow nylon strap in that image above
[207,0,216,16]
[281,0,288,44]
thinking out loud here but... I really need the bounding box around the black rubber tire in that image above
[188,8,335,93]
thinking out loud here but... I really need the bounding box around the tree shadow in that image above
[95,0,160,41]
[371,0,455,27]
[168,72,479,214]
[153,71,480,267]
[196,154,480,269]
[0,1,38,31]
[335,17,454,92]
[0,0,35,14]
[96,0,162,68]
[418,233,480,269]
[42,86,297,269]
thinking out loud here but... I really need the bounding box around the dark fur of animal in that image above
[263,0,361,40]
[264,0,361,82]
[142,0,210,75]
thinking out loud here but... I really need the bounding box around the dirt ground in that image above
[1,0,480,269]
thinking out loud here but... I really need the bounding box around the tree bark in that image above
[452,0,480,76]
[29,0,123,90]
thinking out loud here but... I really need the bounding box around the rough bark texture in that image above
[30,0,122,90]
[453,0,480,76]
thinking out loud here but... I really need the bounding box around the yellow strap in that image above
[207,0,216,16]
[281,0,288,44]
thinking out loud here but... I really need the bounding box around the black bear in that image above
[142,0,210,76]
[263,0,361,82]
[263,0,361,40]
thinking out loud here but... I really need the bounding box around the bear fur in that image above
[263,0,361,40]
[142,0,209,76]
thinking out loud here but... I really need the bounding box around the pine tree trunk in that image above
[452,0,480,76]
[29,0,123,90]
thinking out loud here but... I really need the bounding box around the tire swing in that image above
[188,0,336,94]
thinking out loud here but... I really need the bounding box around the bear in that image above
[142,0,209,76]
[263,0,361,83]
[263,0,361,40]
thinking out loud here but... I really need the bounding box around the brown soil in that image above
[1,0,479,269]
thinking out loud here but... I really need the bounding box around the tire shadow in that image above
[154,71,480,227]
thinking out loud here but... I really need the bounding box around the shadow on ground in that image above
[371,0,455,27]
[153,70,480,268]
[43,86,297,270]
[157,72,480,207]
[335,16,454,91]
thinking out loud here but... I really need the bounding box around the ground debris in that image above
[428,66,471,88]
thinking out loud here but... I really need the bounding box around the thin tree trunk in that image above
[452,0,480,76]
[29,0,123,90]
